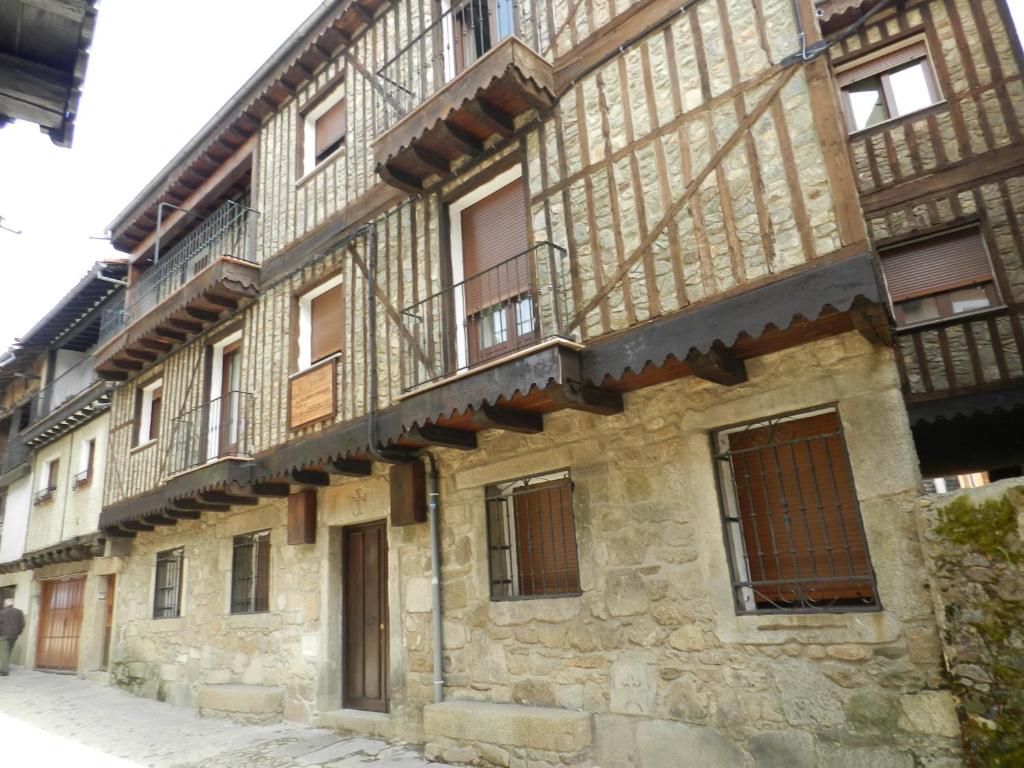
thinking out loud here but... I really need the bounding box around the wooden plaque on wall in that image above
[289,359,336,430]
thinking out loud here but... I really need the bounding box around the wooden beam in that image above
[405,423,478,451]
[471,404,543,434]
[185,307,221,323]
[686,344,748,386]
[113,358,143,372]
[246,482,292,498]
[290,469,330,486]
[139,338,173,353]
[166,510,202,520]
[123,348,157,362]
[143,514,178,526]
[198,490,259,506]
[204,294,238,311]
[850,300,894,347]
[547,383,624,415]
[377,162,423,195]
[465,99,515,138]
[435,120,483,156]
[0,51,67,128]
[411,146,450,176]
[168,317,202,334]
[329,458,373,477]
[121,520,155,532]
[154,326,187,343]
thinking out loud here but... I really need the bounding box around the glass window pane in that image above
[899,295,941,324]
[888,61,936,117]
[845,76,890,130]
[948,285,992,315]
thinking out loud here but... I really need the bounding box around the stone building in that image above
[0,262,125,674]
[7,0,1019,765]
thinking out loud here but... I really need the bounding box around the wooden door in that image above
[101,575,116,671]
[36,576,86,672]
[342,521,389,712]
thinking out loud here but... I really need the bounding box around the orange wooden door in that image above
[36,576,85,672]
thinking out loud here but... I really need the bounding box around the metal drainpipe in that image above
[361,221,445,702]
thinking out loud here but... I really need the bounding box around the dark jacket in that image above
[0,606,25,638]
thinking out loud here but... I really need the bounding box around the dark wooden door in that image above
[101,575,116,671]
[36,576,85,672]
[343,521,389,712]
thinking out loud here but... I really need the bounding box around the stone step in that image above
[197,684,285,725]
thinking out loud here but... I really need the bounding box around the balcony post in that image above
[245,207,258,263]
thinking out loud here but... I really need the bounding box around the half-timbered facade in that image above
[78,0,1022,765]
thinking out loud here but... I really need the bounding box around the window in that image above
[34,458,59,504]
[880,227,1000,327]
[297,275,344,370]
[446,0,515,76]
[301,82,346,175]
[74,438,96,490]
[153,548,184,618]
[135,379,163,445]
[208,333,245,461]
[837,39,941,132]
[714,408,879,614]
[486,470,581,600]
[231,530,270,614]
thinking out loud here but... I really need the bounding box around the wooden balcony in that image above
[374,36,554,193]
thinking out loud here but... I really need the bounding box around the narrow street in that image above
[0,669,447,768]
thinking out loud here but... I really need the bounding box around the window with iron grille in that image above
[153,548,184,619]
[231,530,270,614]
[713,408,880,614]
[486,470,581,600]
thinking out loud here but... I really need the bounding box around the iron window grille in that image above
[485,469,581,600]
[33,485,56,505]
[153,548,184,619]
[231,531,271,614]
[72,469,91,490]
[713,407,880,615]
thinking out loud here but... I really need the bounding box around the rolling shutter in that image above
[727,411,875,606]
[315,99,347,163]
[881,228,993,302]
[513,479,580,596]
[461,178,529,314]
[836,40,929,87]
[310,287,344,364]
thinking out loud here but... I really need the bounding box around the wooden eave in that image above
[94,257,260,381]
[22,381,112,448]
[108,0,388,254]
[0,532,106,574]
[374,36,555,194]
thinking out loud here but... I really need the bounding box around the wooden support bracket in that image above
[547,382,624,415]
[378,163,423,195]
[121,520,155,532]
[435,120,483,156]
[329,458,373,477]
[171,498,230,512]
[471,403,544,434]
[290,469,331,486]
[166,510,202,520]
[850,300,894,347]
[465,99,514,138]
[686,344,748,386]
[143,514,178,526]
[185,307,221,323]
[247,482,292,498]
[405,423,478,451]
[199,490,259,506]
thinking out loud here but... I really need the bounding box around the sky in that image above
[0,0,1022,349]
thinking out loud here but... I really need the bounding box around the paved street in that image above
[0,668,447,768]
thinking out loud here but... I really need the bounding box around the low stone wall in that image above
[916,480,1024,767]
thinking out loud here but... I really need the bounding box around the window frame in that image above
[152,547,185,619]
[879,224,1003,330]
[34,457,59,504]
[484,468,582,602]
[299,80,347,179]
[230,530,271,615]
[73,438,96,490]
[836,37,942,134]
[135,378,163,447]
[712,406,881,616]
[297,274,345,371]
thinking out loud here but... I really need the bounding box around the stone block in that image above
[897,691,960,738]
[319,707,396,741]
[748,730,815,768]
[424,700,592,754]
[610,659,657,716]
[815,744,913,768]
[773,660,844,727]
[197,684,285,715]
[605,569,648,617]
[635,721,749,768]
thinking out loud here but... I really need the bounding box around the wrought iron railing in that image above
[399,242,572,391]
[72,469,91,490]
[99,200,259,344]
[168,390,254,475]
[377,0,542,128]
[31,356,99,423]
[33,485,56,505]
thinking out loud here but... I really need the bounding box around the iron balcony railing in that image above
[377,0,541,128]
[99,200,259,344]
[31,356,99,424]
[168,390,254,475]
[400,241,573,391]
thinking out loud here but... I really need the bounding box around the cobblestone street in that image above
[0,669,448,768]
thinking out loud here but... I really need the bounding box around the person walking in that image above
[0,597,25,676]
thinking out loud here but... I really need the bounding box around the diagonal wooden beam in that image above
[405,423,478,451]
[686,344,748,386]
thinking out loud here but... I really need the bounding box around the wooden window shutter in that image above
[310,287,343,364]
[315,99,347,162]
[727,411,874,606]
[460,178,529,314]
[512,479,580,596]
[836,40,929,87]
[881,228,993,302]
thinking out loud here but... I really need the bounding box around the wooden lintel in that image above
[377,163,423,195]
[143,514,178,526]
[289,469,331,486]
[686,344,748,387]
[405,423,478,451]
[198,490,259,506]
[411,146,450,176]
[329,458,373,477]
[850,300,894,347]
[547,383,624,415]
[471,403,543,434]
[244,482,292,497]
[185,306,221,323]
[166,510,202,520]
[465,99,515,138]
[435,120,483,156]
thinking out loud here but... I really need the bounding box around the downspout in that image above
[361,221,445,703]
